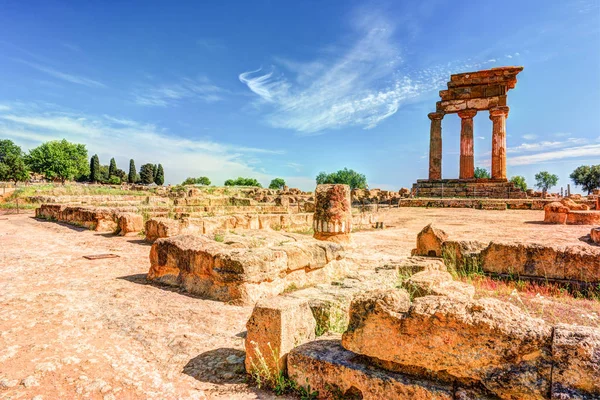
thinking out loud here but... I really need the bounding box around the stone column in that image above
[458,109,477,180]
[313,184,352,244]
[428,112,444,180]
[490,106,509,180]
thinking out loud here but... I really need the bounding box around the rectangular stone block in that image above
[288,338,455,400]
[245,296,316,376]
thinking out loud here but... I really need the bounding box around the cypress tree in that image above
[128,159,136,184]
[153,164,158,181]
[139,163,155,184]
[108,158,117,178]
[154,164,164,186]
[90,154,100,183]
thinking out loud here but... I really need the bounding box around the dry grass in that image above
[465,275,600,328]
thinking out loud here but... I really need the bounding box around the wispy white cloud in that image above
[60,42,82,52]
[0,103,287,185]
[0,105,10,111]
[239,12,499,135]
[133,77,227,107]
[508,137,586,153]
[508,144,600,166]
[13,58,105,88]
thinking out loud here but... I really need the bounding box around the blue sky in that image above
[0,0,598,191]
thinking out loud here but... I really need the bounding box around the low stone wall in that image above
[35,204,143,234]
[399,197,554,210]
[413,224,600,285]
[147,231,353,305]
[28,194,168,205]
[145,212,378,242]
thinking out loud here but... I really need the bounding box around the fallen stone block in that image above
[245,296,316,376]
[544,202,569,224]
[147,232,349,304]
[551,323,600,399]
[117,213,143,236]
[342,290,553,400]
[287,338,456,400]
[592,227,600,244]
[412,224,448,257]
[145,217,182,242]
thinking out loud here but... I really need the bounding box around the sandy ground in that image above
[0,208,598,399]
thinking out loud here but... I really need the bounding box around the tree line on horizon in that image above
[0,138,165,186]
[1,138,599,194]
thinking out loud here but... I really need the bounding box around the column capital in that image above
[489,106,509,119]
[457,109,477,119]
[427,111,445,121]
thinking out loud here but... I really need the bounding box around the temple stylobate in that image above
[413,66,527,198]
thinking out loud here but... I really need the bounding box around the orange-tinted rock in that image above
[342,291,553,400]
[147,232,349,305]
[117,213,143,236]
[565,210,600,225]
[480,242,600,282]
[245,296,316,376]
[561,198,590,211]
[413,224,448,257]
[552,324,600,399]
[313,184,352,244]
[544,202,569,224]
[591,227,600,244]
[287,339,455,400]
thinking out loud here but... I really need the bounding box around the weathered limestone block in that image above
[245,296,316,376]
[35,204,65,220]
[145,217,182,242]
[561,198,590,211]
[565,211,600,225]
[591,227,600,244]
[441,240,488,273]
[545,202,573,224]
[117,213,143,236]
[403,270,475,300]
[147,232,348,304]
[551,324,600,399]
[313,184,352,244]
[287,339,455,400]
[412,224,448,257]
[480,242,600,282]
[388,256,447,275]
[342,291,553,400]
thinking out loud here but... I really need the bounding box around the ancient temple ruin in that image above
[413,66,527,198]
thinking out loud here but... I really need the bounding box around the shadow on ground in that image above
[183,348,246,384]
[117,273,223,302]
[33,217,88,232]
[523,221,550,225]
[578,234,598,246]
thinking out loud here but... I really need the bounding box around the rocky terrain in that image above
[1,207,598,399]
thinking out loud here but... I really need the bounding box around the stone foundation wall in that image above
[412,179,527,199]
[399,198,553,210]
[35,204,144,234]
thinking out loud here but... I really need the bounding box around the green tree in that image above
[153,164,158,182]
[569,165,600,194]
[139,163,155,184]
[534,171,559,194]
[26,139,88,184]
[182,176,211,185]
[108,158,117,178]
[115,168,128,182]
[128,159,136,184]
[269,178,286,190]
[474,167,491,179]
[107,176,121,185]
[154,164,165,186]
[98,165,110,183]
[224,177,262,187]
[90,154,100,182]
[510,175,527,192]
[315,168,367,190]
[0,140,30,184]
